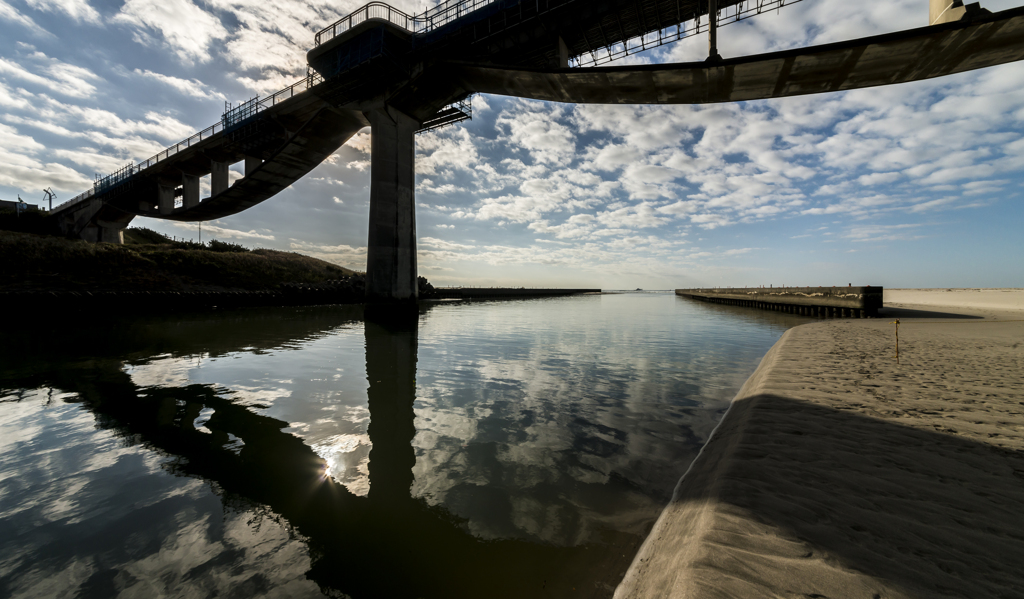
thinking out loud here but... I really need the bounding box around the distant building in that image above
[0,199,40,212]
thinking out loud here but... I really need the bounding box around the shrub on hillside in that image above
[124,227,175,245]
[0,209,61,237]
[208,239,250,253]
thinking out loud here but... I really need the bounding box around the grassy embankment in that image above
[0,218,358,294]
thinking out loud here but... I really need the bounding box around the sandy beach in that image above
[617,290,1024,598]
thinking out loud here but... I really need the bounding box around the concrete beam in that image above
[364,106,419,303]
[454,6,1024,105]
[211,160,229,196]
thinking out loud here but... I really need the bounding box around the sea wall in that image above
[676,286,882,317]
[433,288,600,300]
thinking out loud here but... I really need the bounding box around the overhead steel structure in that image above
[55,0,1024,302]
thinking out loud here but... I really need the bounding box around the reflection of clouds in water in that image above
[312,433,372,496]
[226,384,293,407]
[409,297,785,546]
[125,354,197,388]
[0,395,317,598]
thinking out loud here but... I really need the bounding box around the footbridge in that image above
[53,0,1024,302]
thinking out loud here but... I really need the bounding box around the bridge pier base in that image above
[365,107,419,304]
[82,218,130,244]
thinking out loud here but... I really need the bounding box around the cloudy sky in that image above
[1,0,1022,289]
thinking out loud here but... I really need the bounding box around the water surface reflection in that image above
[0,295,809,598]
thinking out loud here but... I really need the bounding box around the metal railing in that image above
[570,0,804,67]
[415,0,499,32]
[315,2,418,45]
[314,0,504,46]
[418,95,474,132]
[58,72,326,213]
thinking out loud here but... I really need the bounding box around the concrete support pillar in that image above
[365,107,419,303]
[183,174,200,209]
[157,181,176,215]
[930,0,967,24]
[245,155,262,177]
[211,161,229,195]
[555,36,569,68]
[708,0,722,61]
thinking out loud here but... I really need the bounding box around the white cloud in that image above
[133,69,227,101]
[116,0,228,63]
[0,0,50,35]
[0,54,100,98]
[25,0,100,23]
[174,222,275,241]
[497,101,576,166]
[289,239,367,270]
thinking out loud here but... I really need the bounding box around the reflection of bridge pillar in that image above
[365,107,418,303]
[364,313,418,503]
[211,160,229,195]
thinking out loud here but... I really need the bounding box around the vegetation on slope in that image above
[0,226,359,294]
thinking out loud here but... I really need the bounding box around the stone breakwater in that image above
[676,286,883,318]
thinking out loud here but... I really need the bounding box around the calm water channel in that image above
[0,293,808,598]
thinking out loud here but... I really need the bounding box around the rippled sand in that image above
[618,292,1024,598]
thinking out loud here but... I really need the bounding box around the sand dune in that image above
[886,288,1024,314]
[617,292,1024,598]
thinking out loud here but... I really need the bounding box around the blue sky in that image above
[1,0,1022,289]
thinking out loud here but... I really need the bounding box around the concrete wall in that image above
[433,288,600,300]
[676,286,883,317]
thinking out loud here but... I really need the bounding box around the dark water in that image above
[0,294,808,598]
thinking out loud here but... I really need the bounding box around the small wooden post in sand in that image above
[890,318,901,364]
